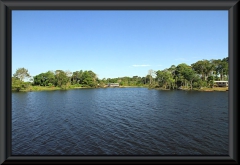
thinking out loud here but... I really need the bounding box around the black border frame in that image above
[0,0,239,164]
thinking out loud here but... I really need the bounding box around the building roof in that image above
[214,81,228,82]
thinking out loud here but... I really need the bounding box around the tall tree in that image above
[175,63,190,88]
[167,65,177,89]
[220,58,228,80]
[13,68,31,81]
[182,66,198,90]
[147,69,155,85]
[54,70,68,87]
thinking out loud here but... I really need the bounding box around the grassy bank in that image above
[15,85,95,92]
[120,86,147,88]
[13,85,146,92]
[154,87,171,90]
[176,87,228,92]
[153,86,228,92]
[13,85,228,92]
[18,86,62,92]
[196,87,228,92]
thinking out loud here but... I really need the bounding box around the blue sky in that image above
[12,10,228,79]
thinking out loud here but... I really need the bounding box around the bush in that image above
[48,83,53,87]
[193,82,200,88]
[60,85,66,90]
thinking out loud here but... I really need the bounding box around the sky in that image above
[12,10,228,79]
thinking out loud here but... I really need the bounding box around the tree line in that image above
[12,69,100,91]
[102,57,228,90]
[154,57,228,90]
[12,57,228,91]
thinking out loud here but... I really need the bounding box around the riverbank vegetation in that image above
[12,57,228,92]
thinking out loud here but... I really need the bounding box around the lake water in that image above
[12,88,228,155]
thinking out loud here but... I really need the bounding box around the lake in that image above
[12,88,228,155]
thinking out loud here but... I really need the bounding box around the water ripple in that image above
[12,88,228,155]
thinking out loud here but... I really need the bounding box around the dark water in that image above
[12,88,228,155]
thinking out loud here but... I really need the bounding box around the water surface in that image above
[12,88,228,155]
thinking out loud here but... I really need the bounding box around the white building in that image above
[108,83,119,87]
[214,81,228,87]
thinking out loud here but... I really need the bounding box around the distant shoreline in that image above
[13,86,228,92]
[119,86,146,88]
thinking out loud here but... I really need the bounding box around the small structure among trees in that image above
[214,81,228,87]
[108,83,119,87]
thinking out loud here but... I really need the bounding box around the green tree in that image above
[13,68,31,81]
[54,70,69,88]
[167,65,177,89]
[175,63,190,88]
[33,73,45,86]
[81,70,98,87]
[33,71,55,86]
[71,70,84,85]
[219,58,228,80]
[182,66,198,90]
[12,77,23,91]
[156,69,174,89]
